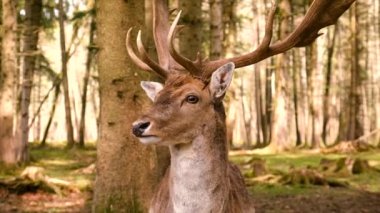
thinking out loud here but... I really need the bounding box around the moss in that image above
[232,150,380,197]
[94,192,145,213]
[1,142,96,192]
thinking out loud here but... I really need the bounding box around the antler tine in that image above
[136,30,169,79]
[168,10,201,75]
[126,28,154,72]
[201,2,278,77]
[202,0,355,77]
[258,1,277,50]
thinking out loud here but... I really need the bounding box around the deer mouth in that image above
[137,135,161,144]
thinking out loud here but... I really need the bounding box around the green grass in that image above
[249,183,319,197]
[1,143,379,200]
[0,142,96,191]
[230,150,380,197]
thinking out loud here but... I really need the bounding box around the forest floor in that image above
[0,143,379,212]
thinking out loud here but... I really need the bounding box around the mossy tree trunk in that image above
[178,0,203,59]
[93,0,161,211]
[0,0,24,164]
[19,0,42,156]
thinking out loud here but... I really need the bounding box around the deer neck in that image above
[168,103,229,212]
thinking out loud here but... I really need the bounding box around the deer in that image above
[128,0,355,212]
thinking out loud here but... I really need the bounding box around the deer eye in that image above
[186,95,199,104]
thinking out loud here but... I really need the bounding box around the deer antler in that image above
[167,11,201,76]
[126,28,168,79]
[201,0,356,77]
[126,0,355,80]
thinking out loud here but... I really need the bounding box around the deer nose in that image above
[132,121,151,137]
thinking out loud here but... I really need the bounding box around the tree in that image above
[269,0,293,151]
[0,0,24,164]
[337,2,364,142]
[209,0,223,60]
[93,0,162,210]
[178,0,203,58]
[58,0,75,148]
[19,0,43,158]
[78,6,96,148]
[322,25,337,144]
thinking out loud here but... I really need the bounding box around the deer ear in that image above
[140,81,164,101]
[209,62,235,99]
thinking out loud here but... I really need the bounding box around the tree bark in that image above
[58,0,75,148]
[269,0,292,151]
[337,3,364,142]
[209,0,223,60]
[0,0,23,164]
[19,0,42,155]
[322,25,337,144]
[305,43,320,148]
[252,0,265,147]
[347,2,364,140]
[292,48,302,146]
[93,0,161,211]
[178,0,203,59]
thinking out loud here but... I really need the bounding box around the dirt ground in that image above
[0,188,91,212]
[1,187,379,212]
[253,188,380,213]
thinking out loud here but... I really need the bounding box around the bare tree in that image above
[58,0,75,148]
[78,9,96,148]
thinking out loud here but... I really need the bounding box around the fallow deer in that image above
[128,0,355,212]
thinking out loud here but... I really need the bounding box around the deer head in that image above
[129,0,355,145]
[132,63,234,145]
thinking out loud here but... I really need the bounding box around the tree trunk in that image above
[322,25,337,144]
[40,82,61,147]
[337,3,364,142]
[264,59,273,145]
[305,43,320,148]
[252,0,265,147]
[178,0,203,58]
[93,0,162,211]
[0,0,23,164]
[209,0,223,60]
[78,12,96,148]
[347,2,364,140]
[254,66,265,147]
[19,0,42,154]
[58,0,75,148]
[239,77,252,148]
[269,0,292,151]
[292,48,302,146]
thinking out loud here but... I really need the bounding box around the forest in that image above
[0,0,379,212]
